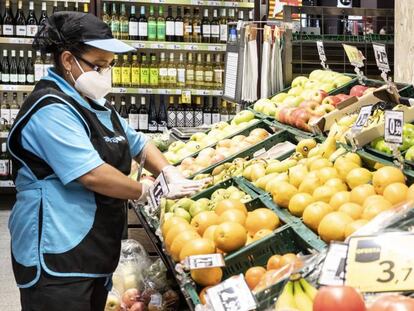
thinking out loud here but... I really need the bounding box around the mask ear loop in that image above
[68,56,85,84]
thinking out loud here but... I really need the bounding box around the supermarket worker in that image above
[7,12,204,311]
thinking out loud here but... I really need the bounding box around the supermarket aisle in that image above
[0,205,20,311]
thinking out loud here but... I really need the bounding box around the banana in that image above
[329,146,347,162]
[275,281,297,311]
[317,134,337,159]
[299,278,318,301]
[293,281,313,311]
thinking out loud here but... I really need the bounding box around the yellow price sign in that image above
[343,44,365,67]
[181,90,192,104]
[345,233,414,292]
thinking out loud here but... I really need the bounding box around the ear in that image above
[60,51,74,73]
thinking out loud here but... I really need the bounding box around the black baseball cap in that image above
[35,12,135,53]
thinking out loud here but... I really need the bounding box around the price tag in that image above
[0,132,9,138]
[352,105,372,134]
[208,45,220,51]
[206,274,257,311]
[118,88,127,94]
[343,44,365,67]
[0,180,15,188]
[148,172,170,209]
[345,233,414,292]
[319,242,348,286]
[384,110,404,145]
[151,43,164,49]
[181,90,191,104]
[316,40,329,70]
[185,254,225,270]
[372,43,390,72]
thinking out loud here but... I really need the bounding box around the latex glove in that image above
[162,165,211,199]
[136,182,150,204]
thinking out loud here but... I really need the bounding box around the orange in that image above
[244,266,266,290]
[312,185,337,203]
[372,166,405,194]
[318,211,354,242]
[170,230,201,262]
[317,167,339,183]
[298,176,322,194]
[350,184,376,205]
[218,209,247,225]
[345,219,368,238]
[214,222,247,253]
[363,195,392,209]
[191,267,223,286]
[288,193,314,217]
[338,202,363,220]
[362,204,390,221]
[179,238,216,261]
[334,158,359,180]
[202,225,218,242]
[280,253,301,269]
[329,191,351,211]
[407,184,414,201]
[325,178,348,192]
[245,208,280,236]
[383,182,408,205]
[309,158,333,171]
[162,216,189,236]
[199,286,213,305]
[164,222,192,250]
[272,182,298,208]
[303,201,332,232]
[215,199,248,216]
[266,255,282,270]
[253,229,273,241]
[191,211,220,235]
[345,167,372,189]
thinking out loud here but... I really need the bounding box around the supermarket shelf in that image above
[126,40,226,51]
[111,87,223,95]
[0,85,34,92]
[0,181,15,188]
[0,37,34,45]
[103,0,254,8]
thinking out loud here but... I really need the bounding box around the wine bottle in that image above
[138,6,148,41]
[34,51,43,82]
[119,4,129,40]
[202,9,211,43]
[43,53,53,75]
[193,96,203,127]
[211,97,220,124]
[213,54,224,89]
[131,54,140,87]
[3,0,15,37]
[121,54,131,87]
[74,1,79,12]
[128,5,139,40]
[1,50,10,84]
[156,6,166,41]
[219,8,228,43]
[220,99,229,122]
[177,53,186,88]
[158,95,168,132]
[26,50,34,85]
[10,93,19,126]
[102,3,111,27]
[18,50,26,85]
[211,9,220,43]
[15,1,26,38]
[165,6,175,42]
[138,96,149,132]
[149,54,159,87]
[0,143,10,181]
[192,8,201,43]
[228,9,237,43]
[148,6,157,41]
[26,1,38,37]
[202,97,212,126]
[39,2,48,26]
[9,50,18,85]
[110,3,120,39]
[176,97,185,127]
[185,53,195,89]
[83,3,89,13]
[175,7,184,42]
[158,52,168,87]
[119,96,128,124]
[64,1,68,11]
[140,53,149,87]
[183,8,192,43]
[167,52,176,88]
[128,96,139,131]
[1,93,10,129]
[194,53,204,89]
[111,54,121,87]
[110,96,116,109]
[204,54,213,89]
[184,101,194,127]
[53,2,59,14]
[148,96,158,133]
[167,96,176,128]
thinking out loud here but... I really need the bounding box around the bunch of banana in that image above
[275,278,318,311]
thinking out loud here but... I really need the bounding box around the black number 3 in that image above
[377,260,395,283]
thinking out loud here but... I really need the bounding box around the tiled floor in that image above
[0,202,20,311]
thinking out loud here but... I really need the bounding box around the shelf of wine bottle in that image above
[126,40,226,51]
[103,0,254,8]
[0,85,34,92]
[111,87,223,95]
[0,37,34,45]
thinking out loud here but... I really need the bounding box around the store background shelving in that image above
[101,0,254,8]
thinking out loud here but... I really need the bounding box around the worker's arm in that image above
[135,142,170,177]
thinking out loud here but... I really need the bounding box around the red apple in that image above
[278,107,294,123]
[349,85,369,97]
[336,94,352,101]
[293,108,312,130]
[312,89,328,103]
[129,301,146,311]
[299,100,320,112]
[322,95,341,107]
[122,288,141,308]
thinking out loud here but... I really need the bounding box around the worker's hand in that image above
[137,182,151,204]
[162,165,211,199]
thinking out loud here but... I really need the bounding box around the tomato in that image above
[313,286,366,311]
[368,294,414,311]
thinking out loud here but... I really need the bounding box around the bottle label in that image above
[139,22,148,36]
[140,68,149,85]
[18,74,26,84]
[0,160,9,177]
[195,70,204,82]
[10,74,18,84]
[185,111,194,127]
[212,113,220,124]
[16,25,26,37]
[158,121,167,132]
[214,69,223,84]
[34,64,44,82]
[176,111,185,127]
[202,25,211,36]
[27,74,34,84]
[159,68,168,77]
[229,27,237,42]
[211,25,220,38]
[26,25,38,37]
[168,68,177,83]
[2,73,10,83]
[186,69,194,83]
[1,110,11,125]
[204,71,213,82]
[148,22,157,40]
[149,68,159,86]
[177,68,186,84]
[203,112,212,125]
[166,21,175,36]
[139,114,148,130]
[194,26,201,34]
[10,109,19,125]
[194,111,203,126]
[148,120,158,132]
[220,25,228,42]
[175,22,184,36]
[185,25,193,35]
[121,67,131,85]
[120,22,129,36]
[3,24,14,36]
[112,67,122,85]
[128,113,139,130]
[129,22,139,36]
[157,22,166,40]
[220,114,229,122]
[131,68,140,86]
[167,111,176,128]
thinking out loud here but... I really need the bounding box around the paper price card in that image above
[384,110,404,145]
[345,233,414,292]
[206,274,257,311]
[185,254,225,270]
[343,44,365,67]
[319,242,348,286]
[148,172,169,209]
[352,105,372,133]
[372,43,390,72]
[316,41,327,62]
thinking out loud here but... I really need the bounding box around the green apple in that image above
[185,141,203,153]
[405,145,414,161]
[190,132,207,142]
[164,151,180,164]
[333,75,352,87]
[271,92,289,103]
[212,121,229,130]
[283,96,304,107]
[189,199,210,217]
[288,86,304,97]
[253,98,272,113]
[172,198,194,211]
[309,69,324,81]
[168,140,186,153]
[375,139,392,154]
[291,76,309,88]
[173,208,191,222]
[304,80,319,90]
[320,83,336,92]
[233,110,255,125]
[263,103,277,116]
[165,199,176,213]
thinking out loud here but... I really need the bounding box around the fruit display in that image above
[175,127,273,177]
[275,277,318,311]
[163,110,257,164]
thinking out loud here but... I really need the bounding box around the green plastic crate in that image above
[399,84,414,98]
[330,78,410,96]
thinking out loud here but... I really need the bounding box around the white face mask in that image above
[70,57,112,101]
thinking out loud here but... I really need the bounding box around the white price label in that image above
[352,105,373,133]
[206,274,257,311]
[253,148,266,158]
[148,173,169,209]
[384,110,404,145]
[372,43,390,72]
[316,40,327,62]
[118,88,127,94]
[319,242,348,286]
[186,254,225,270]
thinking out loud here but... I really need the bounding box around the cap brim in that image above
[84,39,135,53]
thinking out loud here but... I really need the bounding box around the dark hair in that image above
[33,12,93,75]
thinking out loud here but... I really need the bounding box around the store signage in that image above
[316,40,329,70]
[319,242,348,286]
[346,233,414,292]
[352,105,372,134]
[337,0,352,8]
[206,274,257,311]
[148,172,169,209]
[185,254,225,270]
[372,43,390,72]
[343,44,365,68]
[384,110,404,145]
